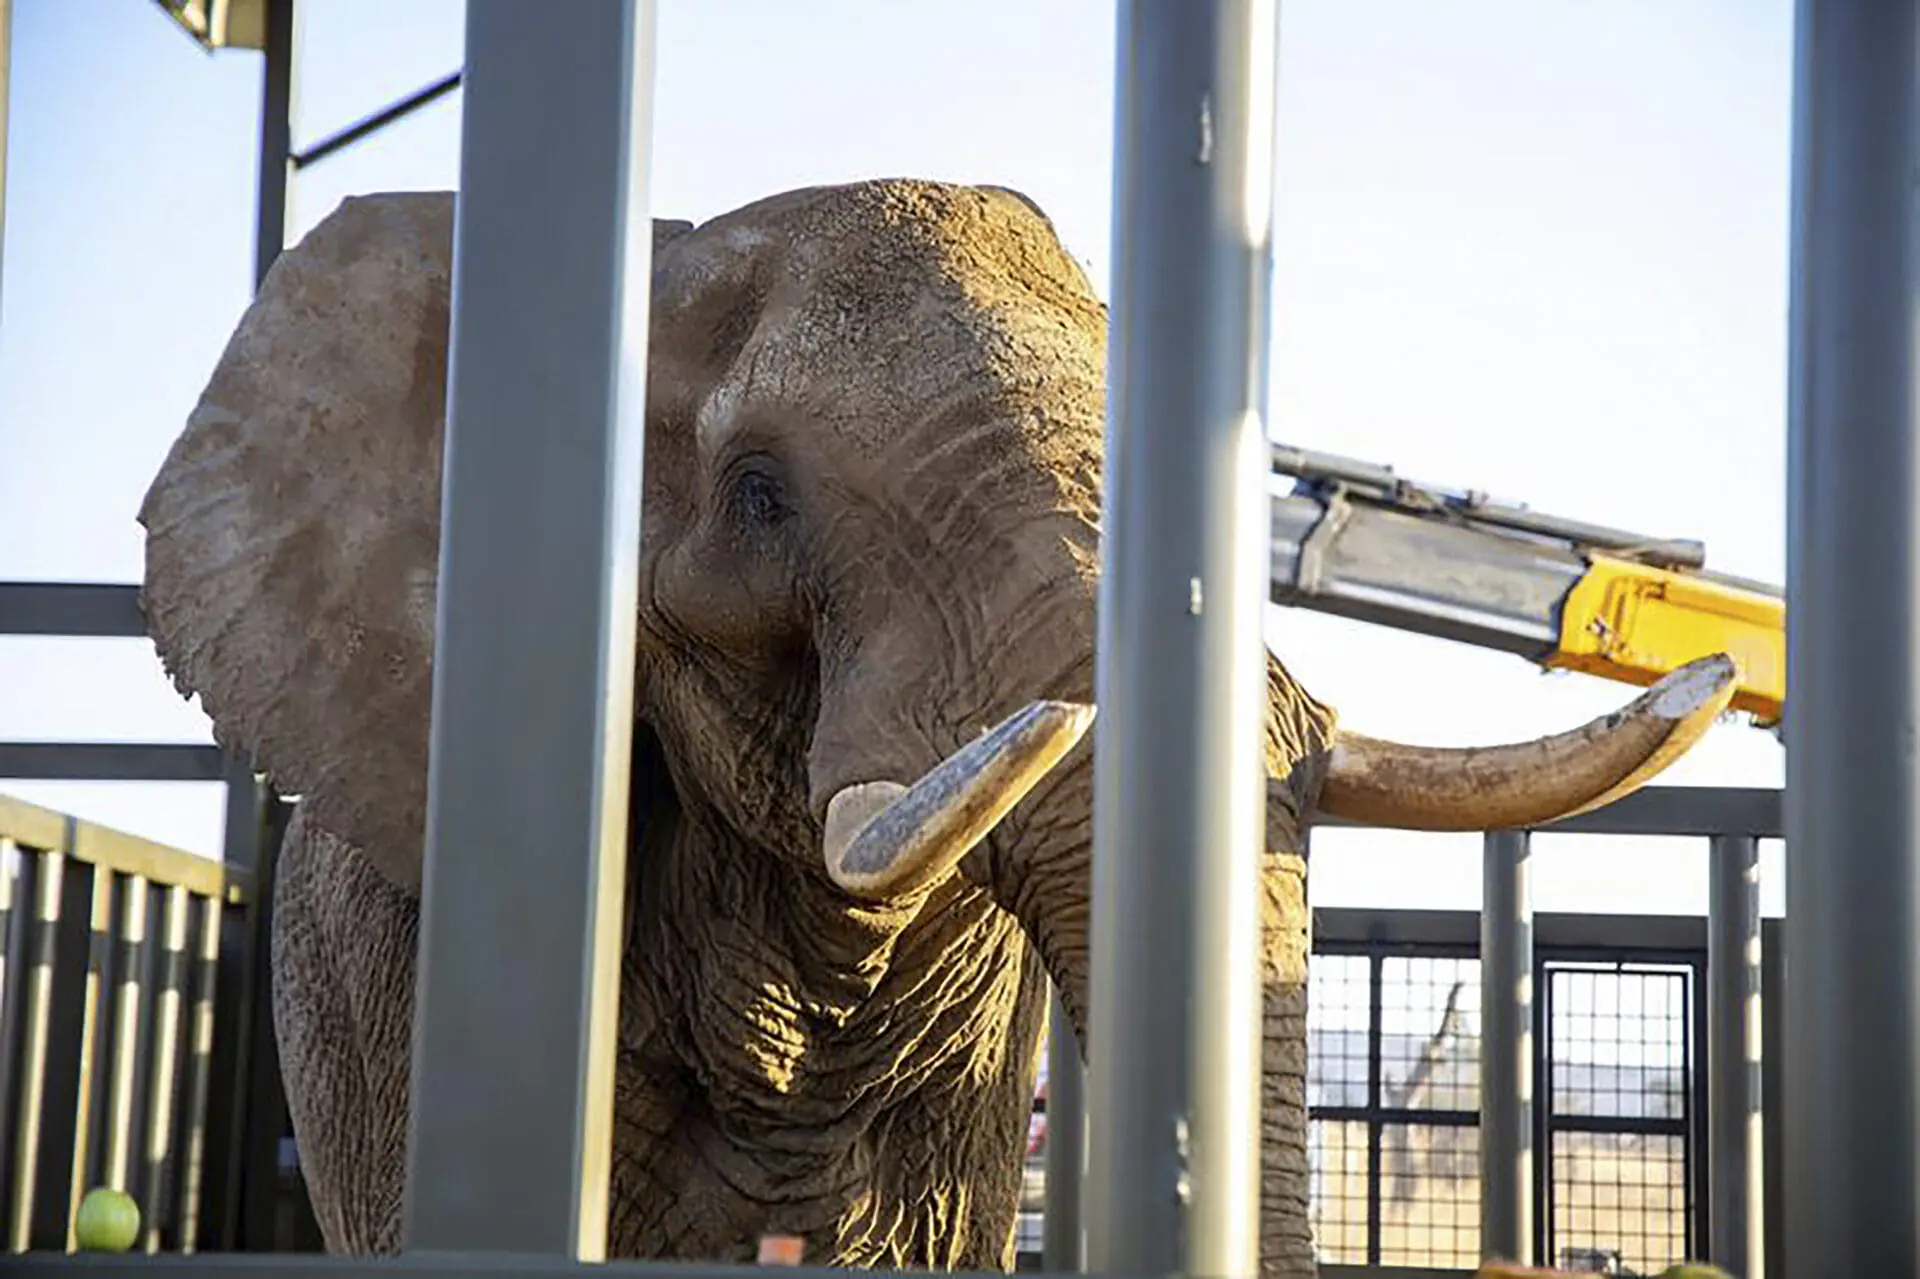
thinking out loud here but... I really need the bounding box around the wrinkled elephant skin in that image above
[136,180,1732,1277]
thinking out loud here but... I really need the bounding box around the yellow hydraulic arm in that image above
[1266,444,1786,729]
[1545,554,1784,724]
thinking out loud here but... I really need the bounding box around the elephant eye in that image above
[726,465,790,530]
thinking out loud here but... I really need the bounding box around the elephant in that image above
[135,178,1735,1276]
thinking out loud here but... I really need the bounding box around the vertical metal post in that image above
[403,0,658,1259]
[1480,830,1533,1265]
[1782,2,1920,1275]
[1085,4,1279,1276]
[1761,917,1786,1279]
[1708,835,1763,1275]
[1043,985,1084,1272]
[250,0,295,289]
[0,0,12,322]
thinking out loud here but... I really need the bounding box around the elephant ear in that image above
[139,191,695,895]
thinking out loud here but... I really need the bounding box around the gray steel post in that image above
[1708,835,1763,1275]
[1480,830,1533,1265]
[1782,2,1920,1275]
[1084,3,1280,1275]
[404,0,658,1259]
[1043,985,1084,1272]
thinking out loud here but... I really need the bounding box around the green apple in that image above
[74,1186,141,1253]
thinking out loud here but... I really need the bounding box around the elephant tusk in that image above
[1315,651,1739,832]
[823,699,1098,901]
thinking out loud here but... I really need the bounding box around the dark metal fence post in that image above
[1761,916,1786,1279]
[402,0,659,1258]
[1084,2,1281,1275]
[1782,1,1920,1275]
[1708,835,1763,1274]
[1481,829,1533,1265]
[1043,985,1083,1271]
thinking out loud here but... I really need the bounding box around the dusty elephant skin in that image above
[136,180,1736,1277]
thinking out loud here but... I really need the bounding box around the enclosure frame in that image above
[1,0,1913,1275]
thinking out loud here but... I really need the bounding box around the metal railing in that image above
[0,581,310,1256]
[0,793,246,1252]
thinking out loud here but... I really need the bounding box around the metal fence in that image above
[0,793,243,1252]
[1014,900,1781,1278]
[0,583,312,1256]
[1304,915,1704,1275]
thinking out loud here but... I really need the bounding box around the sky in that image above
[0,0,1797,920]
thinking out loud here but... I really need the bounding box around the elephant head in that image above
[136,180,1732,1273]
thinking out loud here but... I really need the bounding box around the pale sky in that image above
[0,0,1795,919]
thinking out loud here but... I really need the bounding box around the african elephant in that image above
[136,179,1734,1276]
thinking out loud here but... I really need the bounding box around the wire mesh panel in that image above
[1378,1120,1479,1267]
[1545,962,1696,1274]
[1307,951,1371,1261]
[1376,956,1481,1269]
[1302,931,1704,1271]
[1307,947,1486,1269]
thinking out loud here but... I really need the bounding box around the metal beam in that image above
[0,583,147,638]
[290,71,462,171]
[250,0,294,290]
[1707,834,1763,1275]
[1085,4,1278,1275]
[0,742,225,783]
[1314,784,1783,839]
[403,0,658,1259]
[1782,1,1920,1275]
[1479,830,1533,1265]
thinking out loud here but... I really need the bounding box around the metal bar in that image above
[1530,952,1552,1266]
[1313,784,1783,839]
[18,855,95,1251]
[291,71,463,170]
[0,1252,1459,1279]
[66,867,116,1249]
[0,0,11,323]
[1084,3,1279,1275]
[0,743,226,784]
[1268,441,1714,573]
[1479,830,1533,1265]
[403,0,659,1258]
[1041,985,1082,1272]
[103,878,152,1199]
[0,583,145,638]
[1269,491,1575,659]
[252,0,295,288]
[235,800,292,1252]
[1761,916,1785,1279]
[1364,952,1383,1266]
[140,884,191,1251]
[175,892,222,1253]
[1707,835,1763,1274]
[1782,1,1920,1275]
[1687,949,1710,1263]
[0,845,29,1238]
[197,779,272,1252]
[1313,904,1713,951]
